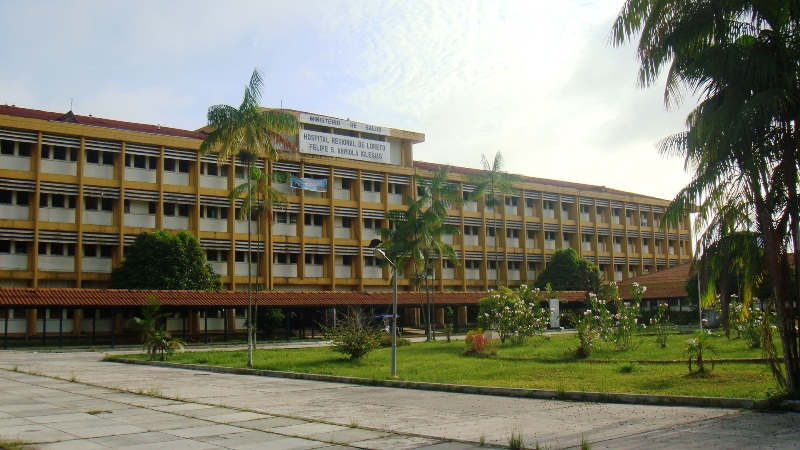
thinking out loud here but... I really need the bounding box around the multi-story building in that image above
[0,104,692,294]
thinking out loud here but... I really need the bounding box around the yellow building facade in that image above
[0,105,692,294]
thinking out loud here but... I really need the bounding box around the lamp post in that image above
[373,247,398,378]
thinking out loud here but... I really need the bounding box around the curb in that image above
[109,357,800,412]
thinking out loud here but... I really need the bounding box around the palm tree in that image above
[380,166,462,340]
[229,164,290,345]
[611,0,800,396]
[199,68,299,367]
[468,151,521,288]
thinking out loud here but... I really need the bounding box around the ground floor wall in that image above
[0,304,478,348]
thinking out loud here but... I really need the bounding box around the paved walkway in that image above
[0,350,798,449]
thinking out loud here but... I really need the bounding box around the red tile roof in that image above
[0,105,208,140]
[0,288,589,308]
[413,161,667,201]
[617,263,691,300]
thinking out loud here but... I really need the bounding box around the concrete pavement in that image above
[0,350,798,449]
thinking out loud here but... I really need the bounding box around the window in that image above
[235,251,258,263]
[305,214,323,226]
[486,227,496,237]
[506,229,519,238]
[126,154,156,169]
[305,254,324,265]
[341,255,352,266]
[562,233,573,247]
[148,202,157,215]
[362,180,381,192]
[275,211,297,224]
[164,203,175,216]
[465,260,480,270]
[83,245,97,257]
[561,203,571,219]
[0,140,14,155]
[340,178,351,189]
[611,208,620,225]
[14,242,27,254]
[508,261,521,271]
[505,197,518,206]
[84,197,113,212]
[465,225,479,236]
[487,260,497,270]
[640,212,649,227]
[86,149,100,164]
[206,250,229,262]
[0,189,11,204]
[0,241,9,253]
[38,242,75,256]
[388,183,403,195]
[274,253,298,264]
[363,218,379,229]
[543,200,555,211]
[580,204,591,221]
[164,158,176,171]
[545,231,556,241]
[100,246,112,258]
[364,256,377,267]
[178,204,189,217]
[443,259,455,269]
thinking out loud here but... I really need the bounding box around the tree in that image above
[229,164,290,348]
[468,151,522,288]
[112,230,221,290]
[199,68,299,368]
[611,0,800,396]
[380,166,462,340]
[533,248,601,294]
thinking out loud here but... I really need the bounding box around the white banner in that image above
[299,113,391,136]
[299,129,391,165]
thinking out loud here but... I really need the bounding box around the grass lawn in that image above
[120,331,782,400]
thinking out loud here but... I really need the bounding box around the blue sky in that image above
[0,0,694,200]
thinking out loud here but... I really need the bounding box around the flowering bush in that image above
[590,282,645,352]
[463,328,495,357]
[478,285,551,344]
[563,308,596,359]
[650,302,671,348]
[730,298,776,349]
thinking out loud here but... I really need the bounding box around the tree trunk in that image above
[756,195,796,396]
[246,160,253,368]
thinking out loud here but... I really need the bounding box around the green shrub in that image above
[322,308,382,359]
[378,333,411,348]
[685,331,718,373]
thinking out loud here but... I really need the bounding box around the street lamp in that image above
[373,247,398,378]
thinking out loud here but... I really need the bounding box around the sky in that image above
[0,0,696,200]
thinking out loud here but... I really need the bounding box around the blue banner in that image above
[290,175,328,192]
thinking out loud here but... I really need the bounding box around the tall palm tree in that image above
[612,0,800,396]
[468,151,521,288]
[199,69,299,367]
[229,164,290,345]
[380,166,462,340]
